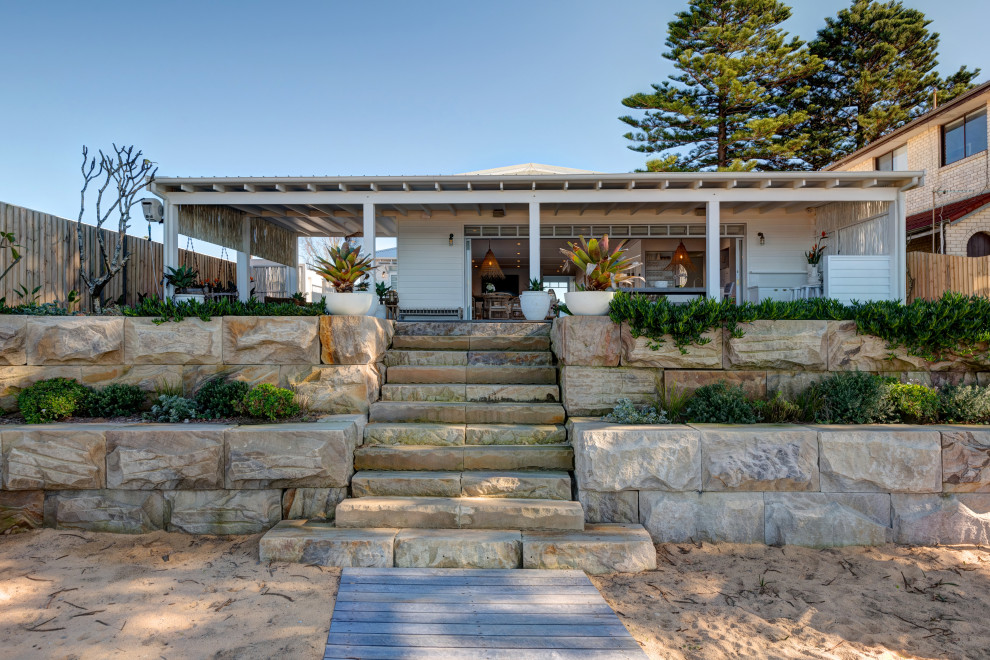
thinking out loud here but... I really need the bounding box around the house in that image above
[149,164,921,315]
[828,81,990,257]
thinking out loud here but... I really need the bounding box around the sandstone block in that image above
[941,427,990,492]
[892,493,990,545]
[282,364,381,414]
[620,324,722,369]
[664,369,766,398]
[462,445,573,471]
[396,321,471,336]
[182,365,279,396]
[259,521,397,567]
[2,426,106,490]
[335,496,460,529]
[0,317,27,365]
[394,529,522,569]
[764,493,892,547]
[465,424,566,446]
[818,427,941,493]
[106,425,226,489]
[560,366,659,416]
[460,471,571,500]
[165,489,281,535]
[80,365,183,401]
[222,316,319,364]
[355,446,464,471]
[577,490,639,524]
[639,491,765,544]
[725,320,827,371]
[225,422,358,488]
[352,471,461,498]
[463,402,565,425]
[320,315,393,365]
[825,321,969,372]
[363,423,465,446]
[281,487,347,521]
[0,490,44,533]
[550,316,621,367]
[522,524,657,574]
[382,384,466,402]
[766,372,827,400]
[458,498,584,530]
[25,318,123,365]
[570,420,700,491]
[473,322,549,337]
[48,490,164,533]
[124,318,222,364]
[697,424,819,491]
[0,366,80,411]
[465,384,559,403]
[384,350,467,367]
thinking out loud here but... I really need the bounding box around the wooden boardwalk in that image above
[324,568,647,659]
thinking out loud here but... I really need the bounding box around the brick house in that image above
[828,81,990,256]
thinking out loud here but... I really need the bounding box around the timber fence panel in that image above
[907,251,990,301]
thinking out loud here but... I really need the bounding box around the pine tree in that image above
[619,0,820,171]
[802,0,980,169]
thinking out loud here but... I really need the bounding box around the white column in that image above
[237,218,251,302]
[363,202,376,262]
[705,199,721,300]
[162,201,179,299]
[529,201,541,284]
[285,236,299,295]
[894,192,907,302]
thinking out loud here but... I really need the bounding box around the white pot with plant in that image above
[165,265,206,304]
[520,278,552,321]
[316,242,375,315]
[805,231,827,285]
[560,235,642,316]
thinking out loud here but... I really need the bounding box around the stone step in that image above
[352,470,572,500]
[384,350,552,368]
[354,445,574,472]
[391,335,551,351]
[385,365,557,385]
[381,383,559,403]
[335,496,585,531]
[395,321,551,337]
[363,423,567,446]
[522,524,658,575]
[259,521,397,568]
[369,402,566,425]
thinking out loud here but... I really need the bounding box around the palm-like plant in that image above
[560,235,643,291]
[315,242,374,293]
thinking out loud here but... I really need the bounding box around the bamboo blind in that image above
[906,251,990,302]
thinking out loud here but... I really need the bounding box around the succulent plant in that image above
[315,242,374,293]
[164,265,199,291]
[560,235,643,291]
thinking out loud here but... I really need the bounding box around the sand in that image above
[1,530,989,659]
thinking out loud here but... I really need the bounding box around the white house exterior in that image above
[150,165,921,315]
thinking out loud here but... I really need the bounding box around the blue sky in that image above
[0,0,985,252]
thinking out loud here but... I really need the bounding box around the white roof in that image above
[458,163,598,176]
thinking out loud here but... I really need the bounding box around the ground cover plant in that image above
[86,383,146,418]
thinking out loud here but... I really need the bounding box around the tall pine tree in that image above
[620,0,820,171]
[802,0,980,169]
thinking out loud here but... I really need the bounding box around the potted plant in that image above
[520,278,552,321]
[315,242,375,315]
[805,231,827,285]
[560,235,642,316]
[164,265,206,303]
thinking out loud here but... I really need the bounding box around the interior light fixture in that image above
[664,241,697,272]
[479,240,505,279]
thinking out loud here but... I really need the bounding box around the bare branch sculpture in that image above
[76,144,157,313]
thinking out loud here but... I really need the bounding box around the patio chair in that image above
[487,294,510,320]
[722,281,735,302]
[509,297,524,319]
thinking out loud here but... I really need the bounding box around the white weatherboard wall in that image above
[823,255,893,303]
[396,217,465,312]
[742,212,816,300]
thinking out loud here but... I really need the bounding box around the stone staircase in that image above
[260,321,656,574]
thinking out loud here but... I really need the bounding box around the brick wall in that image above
[944,206,990,256]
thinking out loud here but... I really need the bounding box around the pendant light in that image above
[664,241,696,272]
[479,240,505,279]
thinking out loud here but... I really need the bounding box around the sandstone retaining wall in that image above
[0,417,363,535]
[570,420,990,547]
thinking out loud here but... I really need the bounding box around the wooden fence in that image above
[906,251,990,302]
[0,202,236,308]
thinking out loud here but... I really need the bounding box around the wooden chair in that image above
[487,293,510,320]
[509,297,524,319]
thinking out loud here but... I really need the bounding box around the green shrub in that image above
[194,377,250,419]
[238,384,299,421]
[886,382,940,424]
[603,398,669,424]
[17,378,92,424]
[121,296,326,323]
[809,371,895,424]
[753,391,802,423]
[656,383,691,422]
[937,384,990,424]
[683,382,758,424]
[144,395,199,422]
[86,383,147,418]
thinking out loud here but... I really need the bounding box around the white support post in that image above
[162,201,179,299]
[285,236,299,295]
[895,192,907,302]
[705,199,721,300]
[363,202,376,263]
[237,218,251,302]
[529,201,541,284]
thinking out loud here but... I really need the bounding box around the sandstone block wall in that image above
[0,315,393,415]
[0,417,363,535]
[570,420,990,547]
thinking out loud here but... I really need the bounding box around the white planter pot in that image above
[325,291,374,315]
[806,264,820,286]
[519,291,552,321]
[565,290,614,316]
[173,293,205,304]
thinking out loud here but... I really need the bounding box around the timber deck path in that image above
[324,568,648,659]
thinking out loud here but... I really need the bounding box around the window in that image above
[967,232,990,258]
[943,109,988,166]
[875,145,907,171]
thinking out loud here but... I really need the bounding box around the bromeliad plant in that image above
[560,235,643,291]
[315,242,374,293]
[164,265,200,292]
[805,231,828,265]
